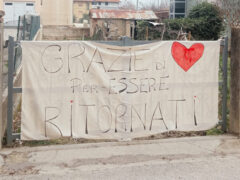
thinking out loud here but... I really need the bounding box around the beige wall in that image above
[0,1,3,10]
[3,0,73,25]
[38,0,73,26]
[42,25,90,40]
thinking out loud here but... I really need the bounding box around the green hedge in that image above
[164,2,224,40]
[136,2,224,40]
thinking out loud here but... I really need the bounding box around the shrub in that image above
[136,21,163,40]
[188,2,224,40]
[163,2,224,40]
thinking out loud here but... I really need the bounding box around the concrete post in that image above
[0,11,4,149]
[229,28,240,135]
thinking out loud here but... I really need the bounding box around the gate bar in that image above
[222,37,229,132]
[7,36,22,146]
[7,36,15,145]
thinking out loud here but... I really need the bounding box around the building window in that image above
[170,3,174,13]
[175,2,185,13]
[169,0,186,19]
[5,3,13,5]
[98,2,101,5]
[26,3,34,6]
[92,2,97,5]
[105,2,108,6]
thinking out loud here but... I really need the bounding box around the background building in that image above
[0,1,3,10]
[39,0,73,26]
[2,0,73,26]
[3,0,36,26]
[170,0,218,19]
[170,0,186,18]
[90,9,158,40]
[73,0,120,25]
[154,8,170,22]
[91,0,119,9]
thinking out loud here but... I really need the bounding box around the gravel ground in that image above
[0,135,240,179]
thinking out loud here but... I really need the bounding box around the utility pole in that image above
[136,0,139,10]
[0,10,4,149]
[229,28,240,136]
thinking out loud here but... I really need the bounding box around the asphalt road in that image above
[1,135,240,180]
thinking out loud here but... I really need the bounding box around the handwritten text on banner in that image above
[21,41,220,140]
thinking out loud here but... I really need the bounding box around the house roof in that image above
[74,0,120,2]
[90,9,158,20]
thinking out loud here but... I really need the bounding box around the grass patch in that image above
[13,98,22,133]
[20,131,207,148]
[206,128,224,136]
[21,137,115,147]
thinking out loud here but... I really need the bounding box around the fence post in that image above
[0,13,4,149]
[29,16,34,40]
[22,15,26,40]
[16,16,21,41]
[222,37,228,132]
[7,36,15,146]
[229,28,240,135]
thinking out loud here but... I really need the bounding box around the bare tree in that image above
[120,0,169,11]
[119,0,136,10]
[218,0,240,28]
[140,0,169,11]
[217,0,240,135]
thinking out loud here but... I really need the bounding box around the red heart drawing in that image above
[171,42,204,72]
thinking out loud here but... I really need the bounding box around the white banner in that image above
[21,41,220,140]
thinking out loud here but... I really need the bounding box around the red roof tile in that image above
[90,9,158,20]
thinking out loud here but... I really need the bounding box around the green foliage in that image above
[136,21,163,40]
[92,28,104,40]
[163,18,199,40]
[188,2,224,40]
[189,2,219,19]
[163,2,224,40]
[206,128,224,136]
[73,15,76,23]
[135,21,148,40]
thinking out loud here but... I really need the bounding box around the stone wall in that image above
[42,25,90,40]
[90,19,132,40]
